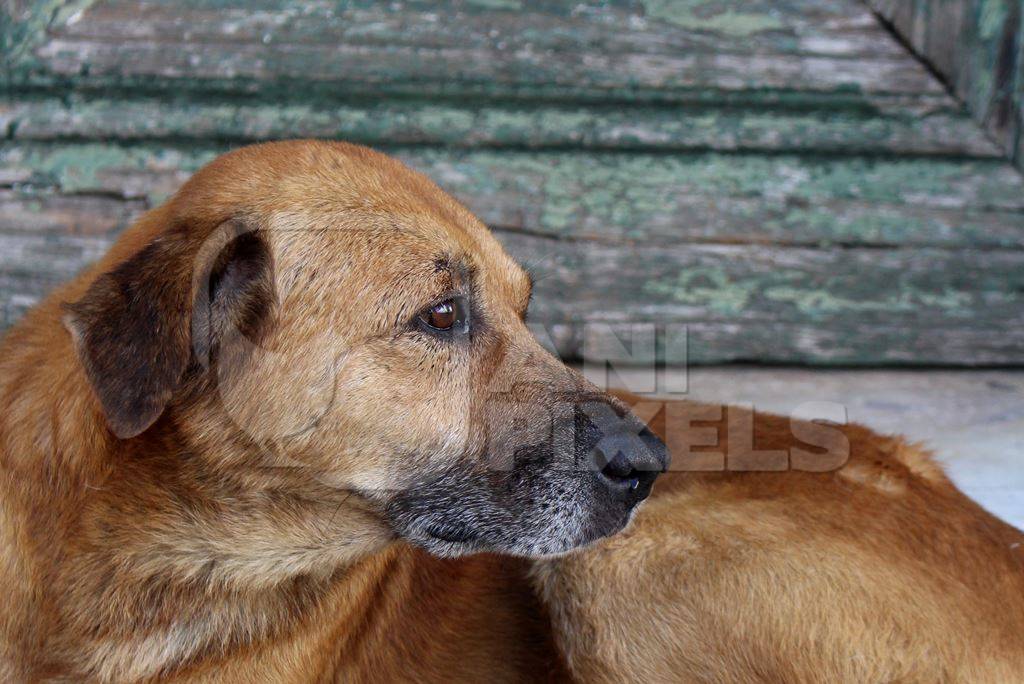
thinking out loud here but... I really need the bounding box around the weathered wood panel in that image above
[1016,2,1024,166]
[3,203,1022,364]
[0,95,1002,158]
[8,0,940,97]
[4,142,1023,245]
[414,150,1024,246]
[2,0,1022,365]
[0,189,144,237]
[5,212,1021,364]
[2,141,1023,363]
[46,0,909,59]
[30,38,942,98]
[499,231,1024,364]
[869,0,1024,169]
[0,0,992,166]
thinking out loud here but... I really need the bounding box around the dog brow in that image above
[433,254,476,288]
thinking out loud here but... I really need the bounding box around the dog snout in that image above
[575,401,668,504]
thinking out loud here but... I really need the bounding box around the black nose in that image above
[575,401,668,503]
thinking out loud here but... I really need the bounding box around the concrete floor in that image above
[594,366,1024,530]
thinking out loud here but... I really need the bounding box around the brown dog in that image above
[0,141,1021,682]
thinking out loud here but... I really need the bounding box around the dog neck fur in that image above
[0,314,395,681]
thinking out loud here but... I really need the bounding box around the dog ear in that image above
[64,221,274,439]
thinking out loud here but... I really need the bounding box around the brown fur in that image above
[535,400,1024,683]
[1,140,1022,682]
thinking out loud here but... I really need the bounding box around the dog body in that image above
[1,141,1022,682]
[537,402,1024,682]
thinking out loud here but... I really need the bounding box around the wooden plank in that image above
[0,143,208,201]
[54,0,908,59]
[1,94,1002,158]
[0,0,83,79]
[31,36,943,97]
[959,0,1021,159]
[0,232,111,280]
[0,189,146,237]
[0,279,60,329]
[495,231,1024,364]
[2,223,1021,365]
[3,143,1023,248]
[869,0,1024,170]
[407,150,1024,246]
[562,319,1024,365]
[0,191,134,326]
[1,0,1018,369]
[1,142,1021,363]
[502,233,1024,328]
[14,0,945,99]
[1015,2,1024,167]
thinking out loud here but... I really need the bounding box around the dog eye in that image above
[418,298,467,333]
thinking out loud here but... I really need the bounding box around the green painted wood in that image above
[2,141,1023,364]
[411,150,1024,247]
[0,188,145,237]
[50,0,906,59]
[497,230,1024,365]
[869,0,1024,170]
[1017,3,1024,166]
[1,0,95,83]
[955,0,1022,165]
[7,0,943,99]
[2,1,1022,365]
[3,205,1022,364]
[0,94,1002,158]
[4,142,1023,244]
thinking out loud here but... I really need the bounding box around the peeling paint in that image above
[464,0,523,10]
[764,285,974,316]
[2,0,1024,364]
[642,266,764,315]
[642,0,784,36]
[1,0,97,81]
[978,0,1009,40]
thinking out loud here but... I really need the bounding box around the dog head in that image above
[63,141,667,558]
